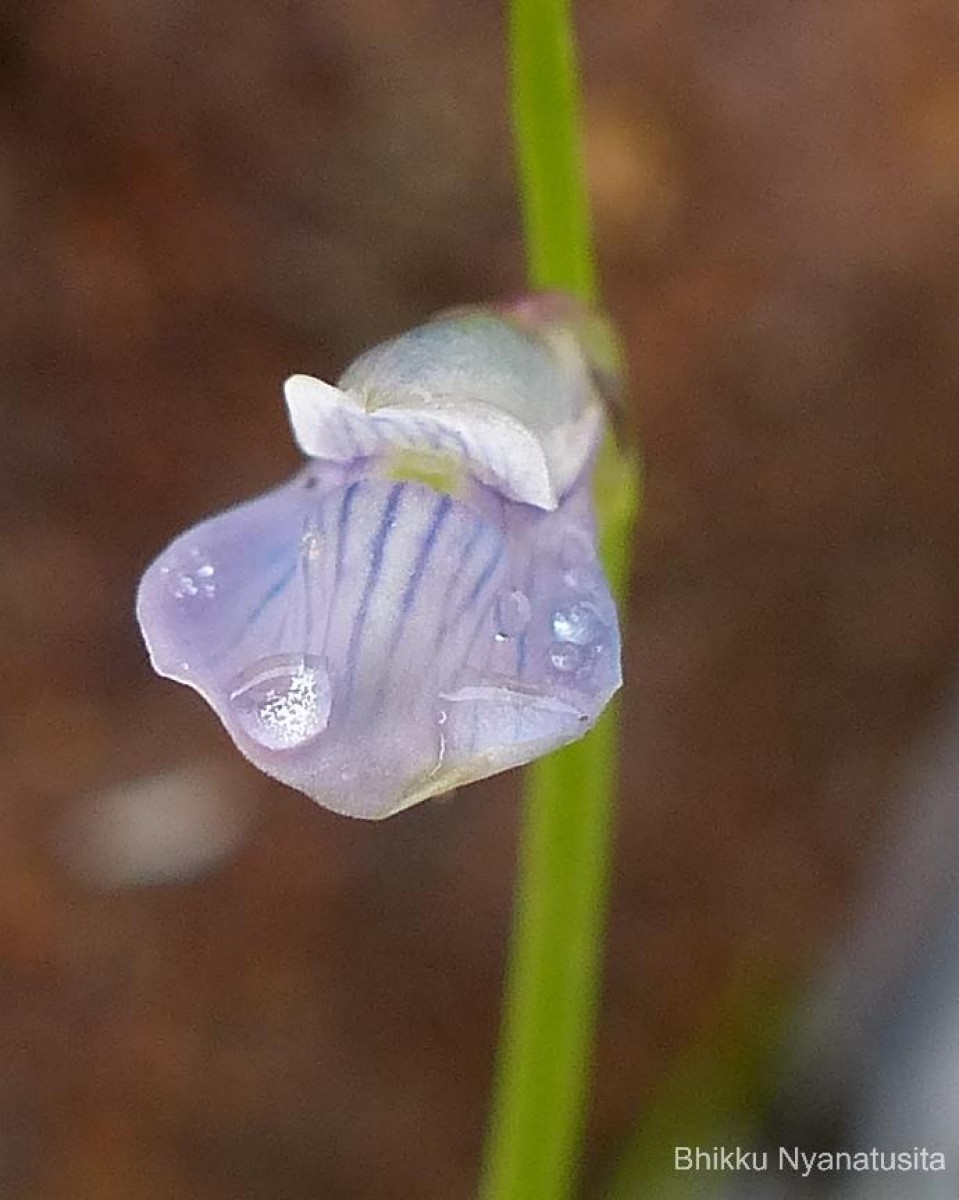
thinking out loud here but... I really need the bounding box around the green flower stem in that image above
[508,0,597,301]
[479,3,639,1198]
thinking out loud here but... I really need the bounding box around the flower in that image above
[136,294,622,819]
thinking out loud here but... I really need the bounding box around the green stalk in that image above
[508,0,597,301]
[479,3,639,1198]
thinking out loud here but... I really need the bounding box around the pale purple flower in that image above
[136,295,622,819]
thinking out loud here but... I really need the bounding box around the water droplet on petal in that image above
[175,574,199,598]
[228,655,331,751]
[495,588,532,638]
[551,601,605,647]
[173,565,216,599]
[560,533,591,569]
[302,529,323,561]
[549,644,582,673]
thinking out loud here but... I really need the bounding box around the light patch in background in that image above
[58,762,256,888]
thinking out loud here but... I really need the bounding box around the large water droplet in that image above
[551,601,606,647]
[495,588,531,638]
[228,655,331,751]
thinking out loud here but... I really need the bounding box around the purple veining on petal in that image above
[138,463,620,818]
[137,296,623,819]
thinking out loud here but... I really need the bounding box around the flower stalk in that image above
[479,2,639,1198]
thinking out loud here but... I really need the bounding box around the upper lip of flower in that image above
[284,371,562,510]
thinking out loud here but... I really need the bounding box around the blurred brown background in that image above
[4,1,959,1197]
